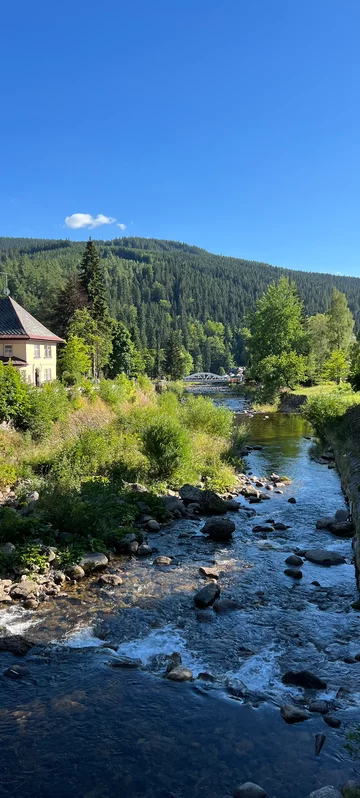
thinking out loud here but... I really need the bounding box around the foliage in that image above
[302,389,360,433]
[181,395,232,437]
[79,238,111,326]
[326,288,354,353]
[0,361,30,424]
[322,349,350,384]
[68,308,113,377]
[21,381,69,440]
[306,313,330,383]
[257,352,307,393]
[107,321,137,378]
[244,277,308,379]
[165,330,193,380]
[141,416,191,480]
[59,335,92,384]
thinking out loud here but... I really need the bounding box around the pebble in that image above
[315,733,326,756]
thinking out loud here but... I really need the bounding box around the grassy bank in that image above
[0,377,246,575]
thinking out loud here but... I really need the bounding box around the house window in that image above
[34,344,40,358]
[43,368,52,382]
[4,344,13,357]
[44,344,52,358]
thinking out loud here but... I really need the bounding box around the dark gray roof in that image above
[0,356,28,366]
[0,297,63,341]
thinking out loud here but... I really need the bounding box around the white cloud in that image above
[117,223,127,230]
[65,213,116,230]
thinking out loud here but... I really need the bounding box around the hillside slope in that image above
[1,236,360,363]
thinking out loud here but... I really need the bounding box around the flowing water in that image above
[1,394,360,797]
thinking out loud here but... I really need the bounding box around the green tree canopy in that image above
[327,288,354,353]
[322,349,350,384]
[244,277,307,378]
[59,336,92,384]
[79,238,110,325]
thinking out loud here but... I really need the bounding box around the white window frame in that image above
[44,344,52,358]
[34,344,40,358]
[4,344,13,357]
[44,368,52,382]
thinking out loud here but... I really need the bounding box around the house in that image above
[0,296,64,385]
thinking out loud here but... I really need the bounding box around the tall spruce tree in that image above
[79,238,110,325]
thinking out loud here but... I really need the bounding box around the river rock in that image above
[309,700,330,714]
[0,635,33,656]
[315,733,326,756]
[329,521,354,538]
[0,542,16,555]
[285,555,303,566]
[66,565,85,580]
[153,556,172,566]
[335,509,349,522]
[179,484,227,514]
[108,656,142,668]
[79,553,109,573]
[194,582,220,607]
[280,704,310,724]
[253,525,274,533]
[147,519,161,532]
[53,570,66,584]
[115,533,139,555]
[99,573,123,586]
[241,486,260,499]
[136,544,153,557]
[225,499,240,511]
[4,664,29,679]
[165,652,182,673]
[234,783,267,798]
[275,489,283,494]
[167,666,193,682]
[179,484,203,503]
[201,518,235,541]
[282,670,327,689]
[162,495,187,516]
[10,581,38,600]
[199,566,220,579]
[316,517,336,530]
[341,781,360,797]
[284,567,303,579]
[288,497,297,504]
[213,598,240,613]
[351,599,360,610]
[323,715,341,728]
[23,598,39,609]
[274,522,290,530]
[305,549,346,566]
[308,789,341,798]
[344,656,357,664]
[127,483,147,493]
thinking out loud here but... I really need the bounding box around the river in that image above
[0,394,359,797]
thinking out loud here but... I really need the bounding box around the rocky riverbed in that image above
[1,402,360,797]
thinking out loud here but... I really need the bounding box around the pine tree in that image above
[107,321,135,378]
[79,238,110,325]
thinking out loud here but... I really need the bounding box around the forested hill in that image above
[1,236,360,365]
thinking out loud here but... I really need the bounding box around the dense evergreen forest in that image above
[2,235,360,369]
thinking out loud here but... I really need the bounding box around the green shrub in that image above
[302,390,360,433]
[0,463,17,488]
[181,395,232,437]
[0,362,30,424]
[19,381,69,440]
[141,416,191,480]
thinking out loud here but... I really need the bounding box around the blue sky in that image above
[1,0,360,276]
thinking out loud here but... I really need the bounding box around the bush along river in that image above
[1,394,360,798]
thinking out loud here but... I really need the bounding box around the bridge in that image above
[183,372,231,384]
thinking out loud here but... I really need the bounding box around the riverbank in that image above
[1,395,360,797]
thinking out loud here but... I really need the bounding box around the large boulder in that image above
[285,555,303,566]
[316,517,336,530]
[329,521,354,538]
[179,484,227,514]
[0,635,34,656]
[66,565,85,580]
[10,581,38,600]
[280,705,310,724]
[115,533,139,555]
[308,789,341,798]
[305,549,346,566]
[79,552,109,573]
[161,495,187,517]
[234,784,267,798]
[335,509,349,522]
[194,582,220,608]
[202,518,235,541]
[282,670,327,689]
[241,486,260,499]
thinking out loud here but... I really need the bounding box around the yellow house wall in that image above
[0,340,58,384]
